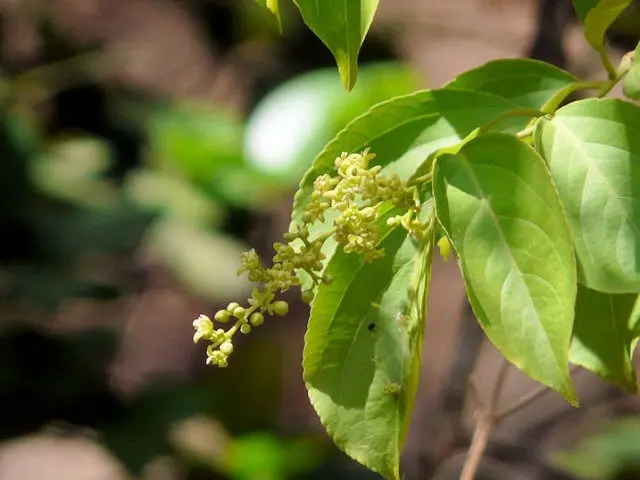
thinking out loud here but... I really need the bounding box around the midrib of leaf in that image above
[457,153,567,384]
[343,0,352,84]
[317,224,409,405]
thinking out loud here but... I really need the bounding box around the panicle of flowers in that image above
[193,149,430,367]
[303,149,428,253]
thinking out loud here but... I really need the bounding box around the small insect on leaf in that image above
[382,382,402,397]
[368,322,376,331]
[396,312,410,330]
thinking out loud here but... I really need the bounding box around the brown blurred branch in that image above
[459,359,509,480]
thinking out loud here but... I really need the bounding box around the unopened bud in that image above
[274,301,289,316]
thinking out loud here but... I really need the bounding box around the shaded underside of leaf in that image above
[572,0,600,21]
[293,0,380,91]
[433,133,578,403]
[291,89,523,230]
[570,284,639,392]
[303,208,432,480]
[582,0,633,48]
[534,98,640,293]
[445,58,577,110]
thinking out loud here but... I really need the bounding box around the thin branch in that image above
[459,357,510,480]
[477,108,544,136]
[598,46,618,80]
[490,359,510,412]
[497,364,581,422]
[460,413,494,480]
[496,382,550,422]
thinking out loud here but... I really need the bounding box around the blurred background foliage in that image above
[0,0,639,479]
[0,1,419,479]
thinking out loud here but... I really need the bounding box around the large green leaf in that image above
[445,58,578,110]
[293,0,380,91]
[433,133,578,403]
[303,208,433,480]
[291,89,522,228]
[570,285,639,392]
[623,41,640,100]
[572,0,633,49]
[535,98,640,293]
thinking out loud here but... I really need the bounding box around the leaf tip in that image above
[336,53,358,92]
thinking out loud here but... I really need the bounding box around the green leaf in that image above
[292,0,380,91]
[623,41,640,100]
[148,105,244,182]
[292,89,523,228]
[572,0,632,48]
[570,285,639,392]
[303,208,433,480]
[255,0,282,32]
[445,58,578,110]
[534,98,640,293]
[289,89,524,291]
[245,63,419,182]
[433,133,578,404]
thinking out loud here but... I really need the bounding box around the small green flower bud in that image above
[249,271,264,282]
[214,310,231,323]
[240,323,252,334]
[233,306,246,318]
[283,232,297,242]
[313,261,323,271]
[250,312,264,327]
[437,236,452,262]
[322,274,333,285]
[302,212,313,223]
[274,300,289,316]
[220,341,234,355]
[301,290,314,304]
[218,358,228,368]
[226,302,240,313]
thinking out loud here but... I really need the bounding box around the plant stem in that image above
[495,382,550,421]
[515,125,535,140]
[460,364,582,479]
[598,46,618,80]
[540,80,604,114]
[460,359,510,480]
[477,108,544,136]
[460,413,494,480]
[597,50,634,98]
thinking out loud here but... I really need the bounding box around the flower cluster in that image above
[193,149,430,366]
